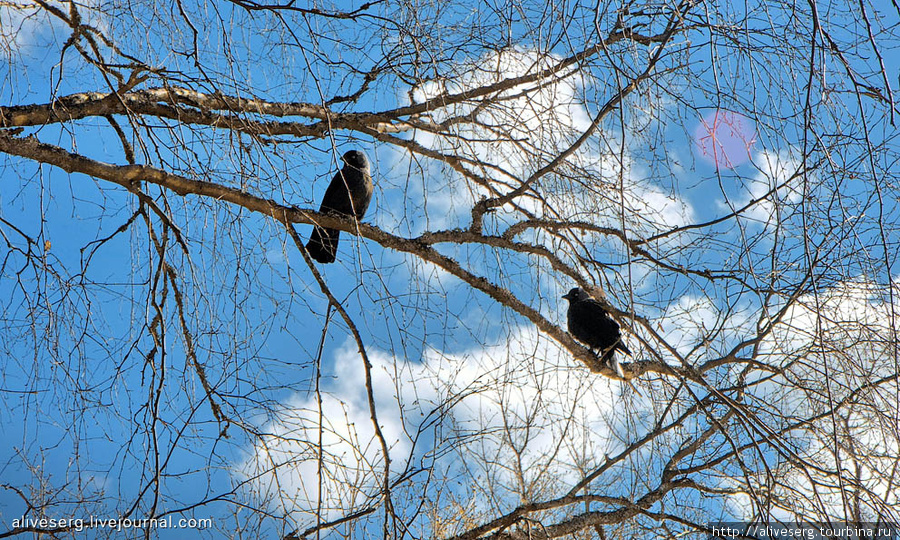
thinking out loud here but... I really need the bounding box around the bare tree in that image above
[1,0,899,539]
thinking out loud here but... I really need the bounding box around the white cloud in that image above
[375,47,697,297]
[1,2,47,52]
[421,326,625,491]
[728,147,804,226]
[235,325,644,526]
[657,294,723,358]
[726,277,900,521]
[541,150,695,235]
[401,48,592,230]
[236,272,900,528]
[237,343,416,525]
[1,0,107,52]
[400,47,696,232]
[625,182,696,232]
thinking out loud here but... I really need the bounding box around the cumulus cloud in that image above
[384,48,591,232]
[726,278,900,521]
[622,180,696,233]
[384,47,694,237]
[237,344,416,526]
[238,394,395,520]
[410,47,591,169]
[656,294,726,358]
[422,326,625,494]
[235,325,639,527]
[370,47,698,303]
[728,147,804,227]
[1,0,108,53]
[1,2,49,51]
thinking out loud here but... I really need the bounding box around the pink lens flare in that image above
[693,110,757,169]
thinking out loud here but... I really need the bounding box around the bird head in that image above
[561,287,589,303]
[342,150,370,171]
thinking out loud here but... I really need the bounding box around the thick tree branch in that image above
[0,131,691,380]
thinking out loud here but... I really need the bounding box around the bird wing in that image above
[320,166,372,219]
[351,168,373,219]
[319,169,356,216]
[568,299,606,349]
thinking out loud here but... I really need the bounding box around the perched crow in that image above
[306,150,373,263]
[562,287,631,375]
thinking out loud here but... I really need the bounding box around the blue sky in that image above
[2,0,900,538]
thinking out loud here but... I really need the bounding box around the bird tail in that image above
[306,226,340,263]
[602,339,631,379]
[601,348,626,379]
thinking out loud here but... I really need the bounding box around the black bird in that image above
[562,287,631,376]
[306,150,374,263]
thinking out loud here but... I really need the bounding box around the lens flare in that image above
[693,110,757,169]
